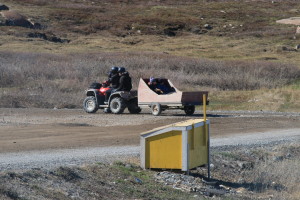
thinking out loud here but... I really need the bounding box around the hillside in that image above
[1,0,300,62]
[0,0,300,111]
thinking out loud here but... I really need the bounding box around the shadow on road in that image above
[172,113,234,118]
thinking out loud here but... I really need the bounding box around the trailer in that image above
[137,78,209,116]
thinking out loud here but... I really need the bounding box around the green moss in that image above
[290,79,300,90]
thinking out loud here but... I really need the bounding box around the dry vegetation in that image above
[0,0,300,63]
[0,0,300,111]
[0,143,299,200]
[6,0,298,38]
[0,51,299,110]
[209,143,300,200]
[0,162,195,200]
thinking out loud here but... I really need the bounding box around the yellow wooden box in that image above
[140,119,210,171]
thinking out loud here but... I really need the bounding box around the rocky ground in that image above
[0,141,299,200]
[155,141,300,199]
[0,108,299,199]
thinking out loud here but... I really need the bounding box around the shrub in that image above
[0,51,299,108]
[248,156,300,199]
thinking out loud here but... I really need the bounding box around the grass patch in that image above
[53,166,82,182]
[290,79,300,90]
[0,162,195,200]
[215,152,241,160]
[209,86,300,112]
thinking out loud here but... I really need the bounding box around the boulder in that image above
[191,27,201,34]
[1,11,33,28]
[191,27,208,34]
[296,26,300,34]
[0,13,5,25]
[27,32,70,43]
[204,24,213,30]
[0,4,9,11]
[0,10,42,29]
[164,28,176,36]
[276,17,300,26]
[32,22,42,29]
[236,187,247,194]
[163,24,184,37]
[281,46,297,52]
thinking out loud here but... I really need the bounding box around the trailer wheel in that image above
[151,103,162,116]
[83,96,98,113]
[184,105,195,115]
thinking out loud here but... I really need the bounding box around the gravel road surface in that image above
[1,128,299,171]
[0,108,299,171]
[0,145,140,171]
[211,128,300,147]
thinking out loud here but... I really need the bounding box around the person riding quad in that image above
[105,67,132,103]
[156,78,173,94]
[115,67,132,92]
[148,78,173,94]
[105,66,120,103]
[107,66,120,88]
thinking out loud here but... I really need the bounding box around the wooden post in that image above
[203,94,210,180]
[203,94,207,122]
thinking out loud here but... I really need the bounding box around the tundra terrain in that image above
[0,0,300,199]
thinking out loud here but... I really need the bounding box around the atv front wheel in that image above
[110,97,126,114]
[83,96,98,113]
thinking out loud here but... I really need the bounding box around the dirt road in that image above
[0,108,299,153]
[1,128,300,171]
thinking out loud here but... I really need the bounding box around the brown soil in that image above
[0,108,299,153]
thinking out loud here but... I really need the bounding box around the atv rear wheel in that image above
[83,96,98,113]
[110,97,126,114]
[128,105,141,114]
[151,103,162,116]
[184,105,195,115]
[127,98,141,114]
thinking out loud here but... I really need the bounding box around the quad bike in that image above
[83,82,141,114]
[83,79,208,116]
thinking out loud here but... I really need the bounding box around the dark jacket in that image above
[108,73,120,89]
[115,72,132,91]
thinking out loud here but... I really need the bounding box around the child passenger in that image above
[148,78,173,94]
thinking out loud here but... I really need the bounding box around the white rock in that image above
[296,26,300,34]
